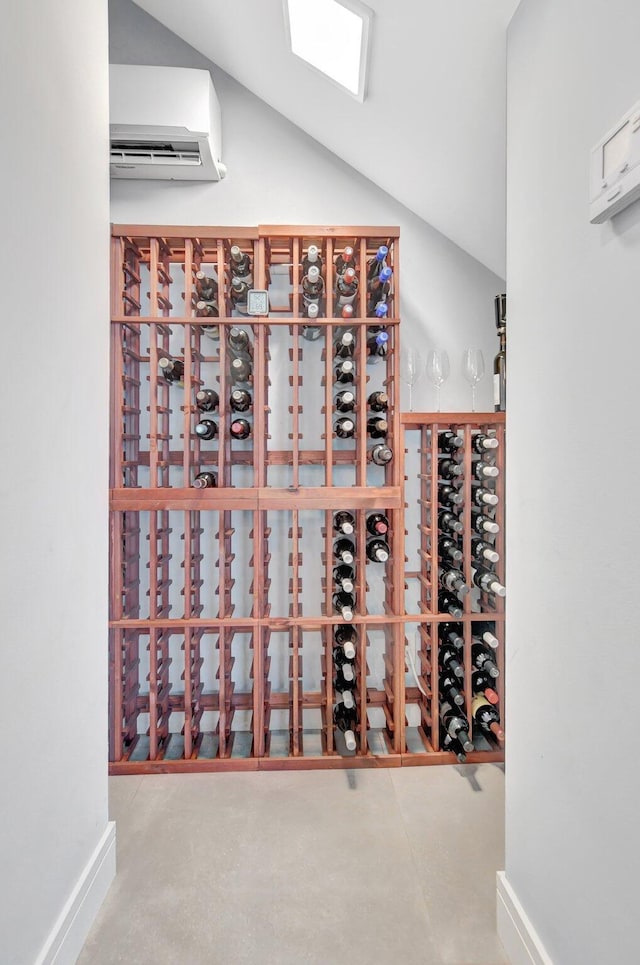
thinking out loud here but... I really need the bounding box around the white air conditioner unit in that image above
[109,64,225,181]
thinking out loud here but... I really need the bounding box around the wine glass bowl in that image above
[425,349,450,412]
[400,348,426,412]
[462,348,485,412]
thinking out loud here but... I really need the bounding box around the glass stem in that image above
[471,384,476,412]
[409,383,413,412]
[436,384,441,412]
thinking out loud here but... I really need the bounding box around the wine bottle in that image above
[333,646,355,674]
[230,418,251,440]
[439,430,464,453]
[335,389,356,412]
[302,265,325,312]
[194,270,218,300]
[339,304,354,322]
[196,320,220,341]
[195,419,218,440]
[333,564,355,594]
[366,267,392,315]
[438,622,464,649]
[337,689,356,711]
[366,245,389,281]
[440,673,465,707]
[472,695,505,743]
[471,537,500,565]
[333,590,356,621]
[367,416,388,439]
[196,388,219,412]
[439,644,464,679]
[370,301,389,321]
[438,591,463,619]
[366,538,390,563]
[335,245,355,276]
[230,245,252,284]
[439,511,464,536]
[230,356,252,384]
[439,458,463,478]
[440,568,470,597]
[472,670,499,705]
[195,299,218,318]
[333,511,355,536]
[366,512,389,536]
[335,416,355,439]
[473,623,499,649]
[230,388,251,412]
[494,293,506,413]
[302,243,322,275]
[334,331,355,359]
[334,666,356,694]
[367,330,389,365]
[302,301,322,342]
[335,267,359,310]
[473,486,499,508]
[333,702,357,752]
[158,356,184,385]
[473,460,499,480]
[472,566,506,598]
[438,537,462,563]
[334,538,355,565]
[441,730,469,762]
[472,511,499,535]
[334,359,355,384]
[368,390,389,412]
[439,484,464,509]
[473,433,499,453]
[369,444,393,465]
[228,327,252,356]
[440,700,474,753]
[195,301,220,340]
[192,471,217,489]
[472,643,499,678]
[230,276,250,312]
[334,624,358,659]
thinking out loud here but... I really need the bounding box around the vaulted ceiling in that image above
[131,0,519,277]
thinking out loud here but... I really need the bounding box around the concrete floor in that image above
[78,764,507,965]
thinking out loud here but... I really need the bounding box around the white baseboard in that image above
[497,871,553,965]
[35,821,116,965]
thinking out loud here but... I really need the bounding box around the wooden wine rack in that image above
[109,225,505,773]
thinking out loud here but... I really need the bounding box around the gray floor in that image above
[79,764,507,965]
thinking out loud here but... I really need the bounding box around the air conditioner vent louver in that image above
[110,141,202,167]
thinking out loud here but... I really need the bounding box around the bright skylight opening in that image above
[285,0,371,101]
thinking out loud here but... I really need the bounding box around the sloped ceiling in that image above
[131,0,519,277]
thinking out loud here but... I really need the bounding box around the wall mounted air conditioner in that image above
[109,64,225,181]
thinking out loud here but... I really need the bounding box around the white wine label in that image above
[493,373,501,406]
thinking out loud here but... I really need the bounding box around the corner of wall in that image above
[496,872,553,965]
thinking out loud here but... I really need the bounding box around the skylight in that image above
[285,0,371,101]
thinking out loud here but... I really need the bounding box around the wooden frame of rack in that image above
[109,225,505,773]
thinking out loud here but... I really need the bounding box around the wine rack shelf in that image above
[109,225,505,773]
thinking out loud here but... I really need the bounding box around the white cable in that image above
[405,640,429,697]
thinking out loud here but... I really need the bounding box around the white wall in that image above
[0,3,113,963]
[503,1,640,963]
[109,0,504,415]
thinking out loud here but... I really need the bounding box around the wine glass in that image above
[400,348,425,412]
[425,350,450,412]
[462,348,485,412]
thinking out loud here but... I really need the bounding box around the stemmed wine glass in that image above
[400,348,425,412]
[425,350,450,412]
[462,348,485,412]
